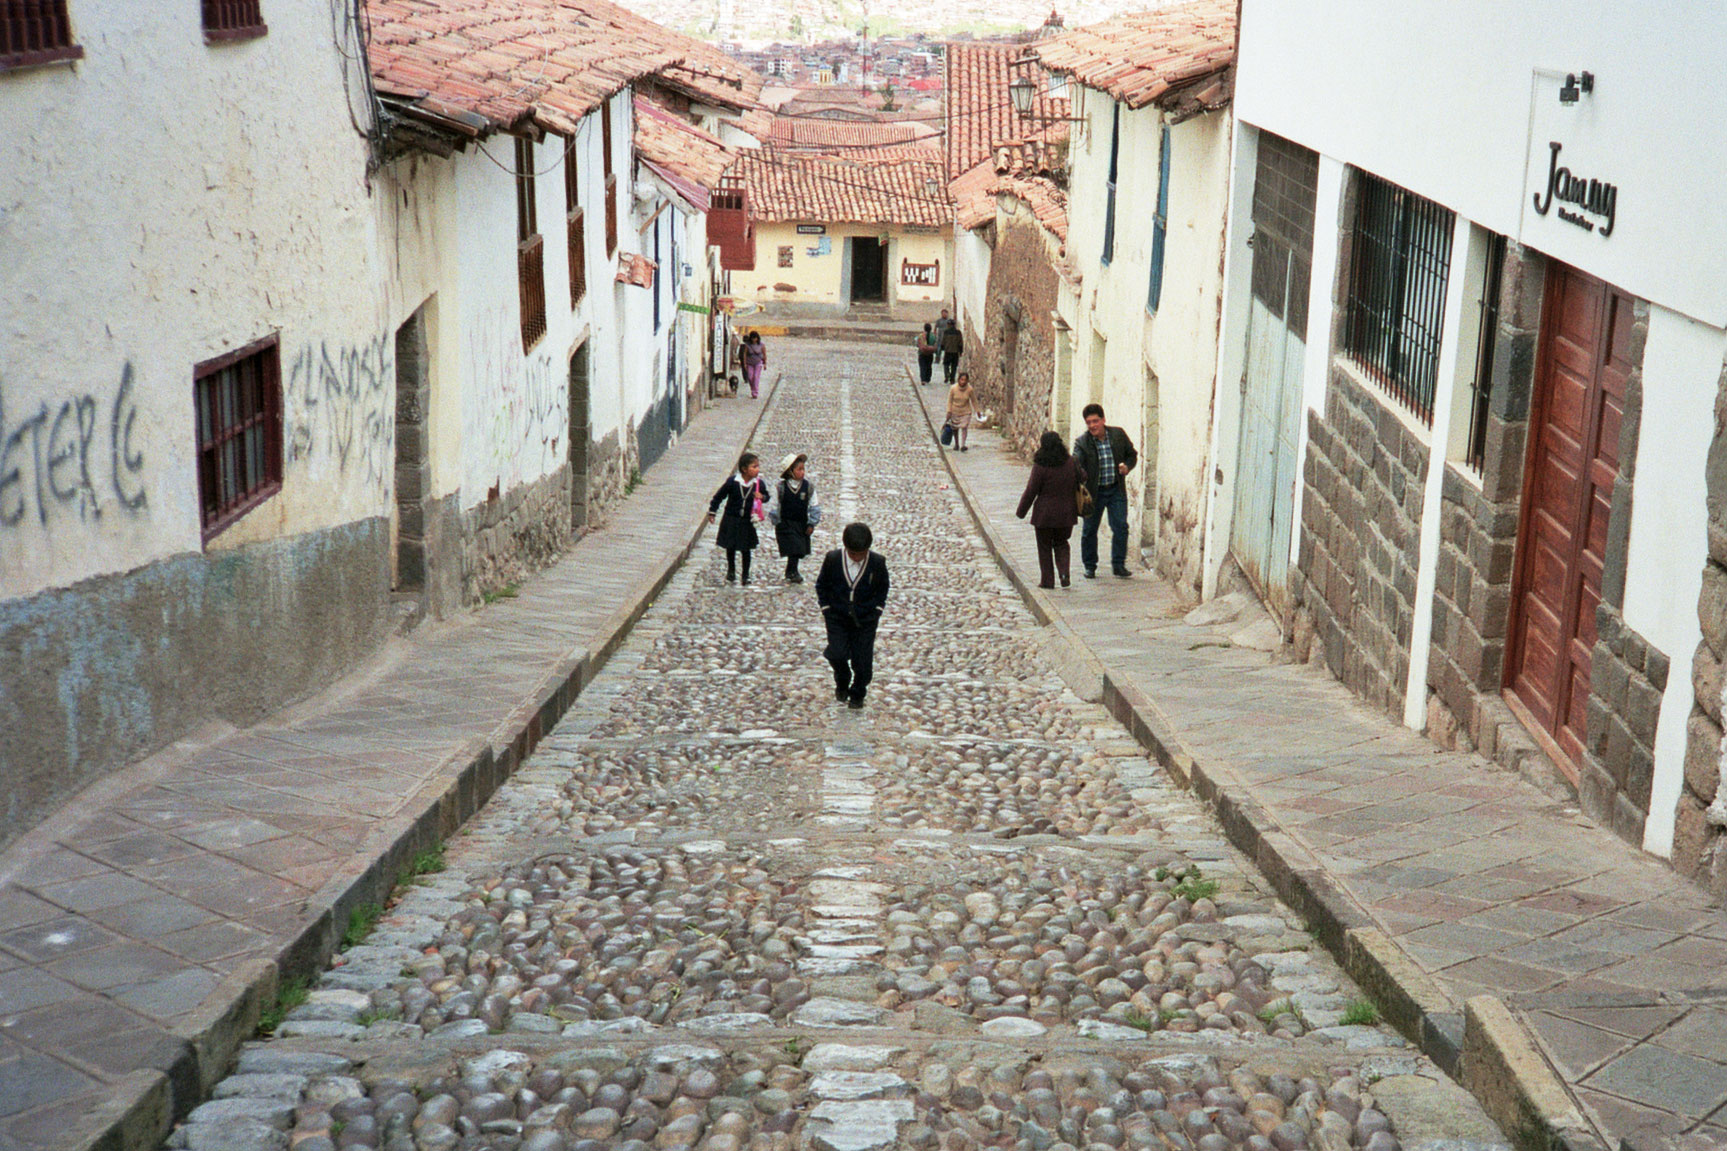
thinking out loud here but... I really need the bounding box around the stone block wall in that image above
[974,207,1061,462]
[1425,244,1542,753]
[1291,364,1429,718]
[1679,355,1727,897]
[1582,603,1669,843]
[459,464,573,605]
[586,422,643,526]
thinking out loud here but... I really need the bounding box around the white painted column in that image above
[1284,155,1346,572]
[1402,220,1480,730]
[1199,121,1256,601]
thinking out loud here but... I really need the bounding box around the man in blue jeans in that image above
[1072,402,1140,578]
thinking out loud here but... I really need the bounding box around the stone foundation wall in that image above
[974,208,1061,461]
[1291,365,1429,718]
[0,520,393,849]
[586,423,642,526]
[1424,244,1542,755]
[1679,355,1727,897]
[459,465,573,605]
[1582,604,1668,843]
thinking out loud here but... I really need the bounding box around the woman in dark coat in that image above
[1015,431,1083,589]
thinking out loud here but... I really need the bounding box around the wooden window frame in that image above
[564,135,586,307]
[602,100,619,257]
[195,334,283,542]
[1,1,82,71]
[516,136,547,350]
[201,0,266,44]
[1101,103,1120,265]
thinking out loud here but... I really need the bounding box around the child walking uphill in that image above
[706,452,770,584]
[769,452,822,583]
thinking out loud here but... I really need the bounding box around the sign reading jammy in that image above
[1532,141,1617,238]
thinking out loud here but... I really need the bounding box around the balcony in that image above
[708,180,755,272]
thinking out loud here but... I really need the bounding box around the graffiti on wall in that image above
[0,364,149,539]
[472,310,564,484]
[285,336,394,501]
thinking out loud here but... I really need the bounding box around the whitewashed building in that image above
[0,0,395,843]
[1220,0,1727,882]
[1034,0,1235,593]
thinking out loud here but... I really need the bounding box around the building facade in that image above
[0,0,396,845]
[1222,0,1727,881]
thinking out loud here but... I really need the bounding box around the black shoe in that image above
[726,573,737,583]
[960,446,968,452]
[835,687,850,702]
[741,577,751,586]
[847,694,865,709]
[1059,576,1071,588]
[786,572,803,583]
[1112,567,1133,578]
[1083,569,1096,579]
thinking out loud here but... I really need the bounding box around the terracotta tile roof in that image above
[1032,0,1235,116]
[368,0,762,143]
[950,138,1068,243]
[991,173,1068,243]
[733,145,951,228]
[767,117,938,151]
[616,252,656,287]
[634,96,732,190]
[943,41,1069,179]
[950,158,997,232]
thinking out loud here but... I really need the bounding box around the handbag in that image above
[940,423,955,446]
[1075,461,1094,516]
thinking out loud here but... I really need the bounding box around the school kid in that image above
[706,451,769,584]
[814,522,890,709]
[769,452,822,584]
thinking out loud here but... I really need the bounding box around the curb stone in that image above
[910,374,1600,1151]
[82,382,782,1151]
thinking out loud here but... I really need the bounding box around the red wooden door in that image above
[1506,265,1634,776]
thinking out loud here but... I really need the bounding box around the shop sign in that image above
[796,224,826,234]
[1532,141,1617,238]
[901,259,941,287]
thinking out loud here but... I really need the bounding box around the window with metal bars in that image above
[202,0,266,42]
[1462,233,1507,472]
[516,137,547,350]
[195,336,283,541]
[1,0,81,70]
[564,136,586,307]
[1100,102,1120,265]
[1343,171,1455,424]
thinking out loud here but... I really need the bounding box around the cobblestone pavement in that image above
[169,341,1507,1151]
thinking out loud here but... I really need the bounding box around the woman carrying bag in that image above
[1014,431,1084,589]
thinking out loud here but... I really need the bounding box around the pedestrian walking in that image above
[815,522,890,709]
[1016,431,1083,589]
[938,320,964,384]
[770,452,821,584]
[706,451,770,584]
[915,322,936,385]
[738,330,768,398]
[934,308,954,342]
[945,372,977,451]
[1072,402,1139,578]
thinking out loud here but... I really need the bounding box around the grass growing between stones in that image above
[481,583,521,605]
[1341,997,1381,1026]
[257,976,310,1036]
[342,903,382,950]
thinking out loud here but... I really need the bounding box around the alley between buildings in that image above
[160,341,1505,1151]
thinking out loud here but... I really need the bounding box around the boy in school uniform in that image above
[814,522,890,709]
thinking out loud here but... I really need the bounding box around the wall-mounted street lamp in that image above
[1558,71,1594,105]
[1008,55,1084,123]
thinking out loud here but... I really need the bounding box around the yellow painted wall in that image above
[734,221,952,312]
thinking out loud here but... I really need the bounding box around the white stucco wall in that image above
[1235,0,1727,329]
[0,3,388,596]
[1064,87,1232,578]
[1624,310,1727,855]
[953,225,992,342]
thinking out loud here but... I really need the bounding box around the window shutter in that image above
[1148,124,1170,314]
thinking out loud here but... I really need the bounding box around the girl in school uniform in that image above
[706,451,770,584]
[769,452,822,583]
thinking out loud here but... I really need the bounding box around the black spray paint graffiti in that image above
[0,364,149,537]
[286,337,394,500]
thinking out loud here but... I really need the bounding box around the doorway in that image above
[569,342,591,530]
[1505,265,1634,777]
[393,304,431,591]
[1002,314,1021,413]
[848,236,886,302]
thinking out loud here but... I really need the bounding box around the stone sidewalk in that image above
[0,386,777,1151]
[913,373,1727,1151]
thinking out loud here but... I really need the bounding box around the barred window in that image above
[195,336,283,540]
[1,1,82,70]
[202,0,266,42]
[1343,171,1455,424]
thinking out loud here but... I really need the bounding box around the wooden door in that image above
[1506,265,1634,775]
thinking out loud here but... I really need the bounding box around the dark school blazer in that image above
[814,549,890,627]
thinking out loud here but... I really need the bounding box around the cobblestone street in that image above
[167,341,1506,1151]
